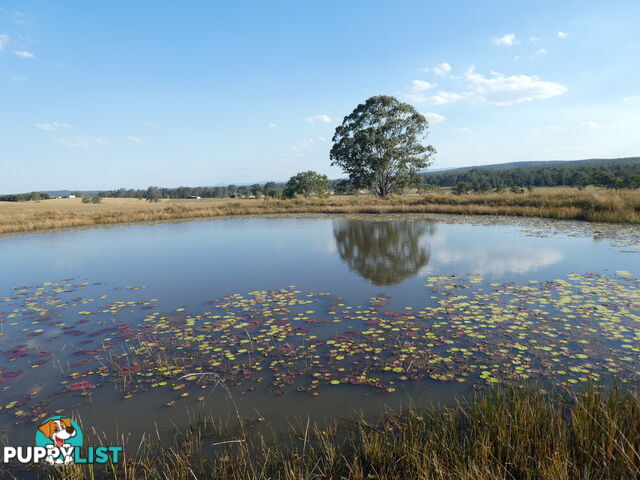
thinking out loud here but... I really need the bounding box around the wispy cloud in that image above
[14,50,34,58]
[305,114,332,124]
[411,79,437,91]
[126,135,143,143]
[529,36,542,43]
[280,136,327,161]
[423,112,446,124]
[557,31,570,39]
[0,33,9,50]
[35,122,71,131]
[492,33,518,46]
[409,90,464,105]
[12,11,32,26]
[580,121,599,129]
[9,74,26,81]
[450,127,470,133]
[54,136,107,148]
[432,62,452,76]
[532,48,547,57]
[143,121,156,127]
[267,122,277,128]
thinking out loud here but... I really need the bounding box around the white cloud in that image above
[411,79,437,91]
[432,62,452,76]
[580,121,599,129]
[406,68,566,106]
[9,74,26,81]
[0,33,9,50]
[35,122,71,131]
[529,36,542,43]
[407,89,464,106]
[423,112,446,124]
[14,50,34,58]
[532,48,547,57]
[143,121,156,127]
[463,68,566,105]
[305,114,332,124]
[622,95,640,102]
[492,33,518,46]
[450,127,470,133]
[557,31,569,39]
[406,79,444,104]
[126,135,143,143]
[267,122,277,128]
[54,136,107,148]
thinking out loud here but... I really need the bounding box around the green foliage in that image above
[250,183,263,197]
[145,186,162,203]
[283,171,329,198]
[330,95,435,197]
[263,181,282,198]
[237,185,250,198]
[425,158,640,190]
[333,178,357,195]
[453,182,471,195]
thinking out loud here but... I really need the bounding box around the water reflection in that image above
[333,218,435,285]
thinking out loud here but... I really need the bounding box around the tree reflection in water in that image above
[333,218,435,286]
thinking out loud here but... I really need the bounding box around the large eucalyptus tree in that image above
[330,95,435,197]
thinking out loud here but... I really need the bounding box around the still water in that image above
[0,214,639,446]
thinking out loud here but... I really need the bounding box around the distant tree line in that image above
[100,177,344,201]
[0,192,51,202]
[98,183,289,201]
[423,161,640,193]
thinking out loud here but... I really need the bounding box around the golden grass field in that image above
[1,187,639,235]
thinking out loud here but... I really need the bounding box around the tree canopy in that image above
[283,171,329,198]
[330,95,435,197]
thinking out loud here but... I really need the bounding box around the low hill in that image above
[423,157,640,190]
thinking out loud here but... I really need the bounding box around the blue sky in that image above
[1,1,639,193]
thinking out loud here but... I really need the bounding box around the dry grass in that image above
[25,385,640,480]
[1,187,639,235]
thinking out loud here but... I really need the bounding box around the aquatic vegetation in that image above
[0,271,639,433]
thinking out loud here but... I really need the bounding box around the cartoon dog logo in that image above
[36,416,82,465]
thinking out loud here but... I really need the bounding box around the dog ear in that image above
[38,421,55,439]
[60,417,72,429]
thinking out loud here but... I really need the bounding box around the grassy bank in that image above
[1,187,639,235]
[28,386,640,480]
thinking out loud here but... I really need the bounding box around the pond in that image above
[1,214,639,447]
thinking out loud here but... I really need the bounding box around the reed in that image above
[1,187,639,236]
[21,385,640,480]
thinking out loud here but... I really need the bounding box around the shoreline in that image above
[0,188,638,237]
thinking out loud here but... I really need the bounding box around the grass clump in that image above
[19,386,640,480]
